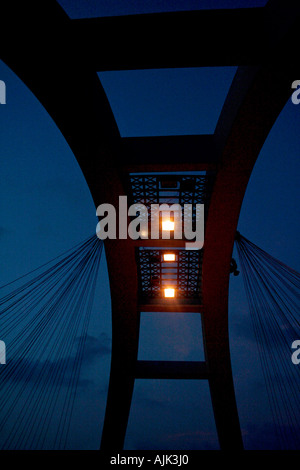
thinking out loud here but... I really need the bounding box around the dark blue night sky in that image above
[0,0,299,451]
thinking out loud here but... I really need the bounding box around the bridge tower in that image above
[1,0,299,451]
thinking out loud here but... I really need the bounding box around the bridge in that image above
[0,0,299,451]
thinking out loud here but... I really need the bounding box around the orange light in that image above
[164,288,175,298]
[163,253,176,262]
[162,220,174,231]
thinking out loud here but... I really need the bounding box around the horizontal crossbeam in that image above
[119,135,219,170]
[135,360,208,380]
[72,8,265,70]
[139,302,203,313]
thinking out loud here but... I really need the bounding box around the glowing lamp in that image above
[163,253,176,262]
[162,220,174,231]
[164,288,175,298]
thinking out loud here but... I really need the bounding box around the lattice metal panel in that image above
[128,173,214,229]
[130,175,159,206]
[136,248,202,302]
[129,173,213,205]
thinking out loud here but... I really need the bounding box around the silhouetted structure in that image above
[1,0,299,450]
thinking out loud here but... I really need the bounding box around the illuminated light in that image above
[164,288,175,298]
[162,220,174,231]
[163,253,176,262]
[140,229,148,238]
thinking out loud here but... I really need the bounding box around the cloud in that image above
[134,392,167,410]
[0,332,112,390]
[0,226,9,238]
[242,421,281,450]
[79,333,111,362]
[134,430,219,451]
[165,430,218,450]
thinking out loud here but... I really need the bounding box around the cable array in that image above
[0,235,103,449]
[235,233,300,449]
[1,230,298,449]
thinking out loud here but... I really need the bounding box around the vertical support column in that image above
[201,63,295,450]
[100,338,138,450]
[100,240,140,450]
[201,309,244,449]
